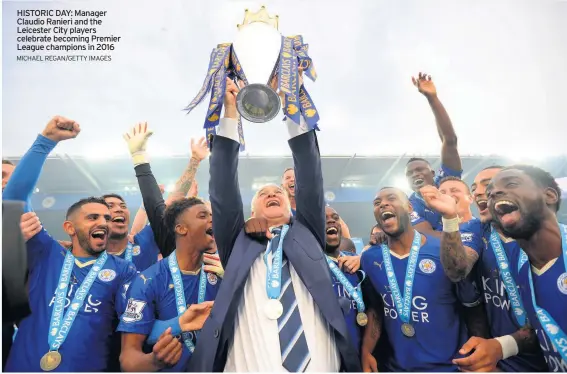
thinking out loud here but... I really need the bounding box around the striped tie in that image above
[270,230,311,372]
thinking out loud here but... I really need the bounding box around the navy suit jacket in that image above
[187,131,361,372]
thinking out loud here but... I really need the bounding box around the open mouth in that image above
[112,216,126,224]
[476,199,488,212]
[413,178,425,188]
[205,227,214,239]
[326,226,339,238]
[266,200,280,208]
[90,228,108,242]
[381,211,397,224]
[288,183,295,191]
[494,200,520,226]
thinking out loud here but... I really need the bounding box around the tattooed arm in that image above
[441,230,479,282]
[169,137,209,201]
[361,279,383,372]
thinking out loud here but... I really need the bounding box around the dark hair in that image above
[339,238,356,253]
[163,197,205,233]
[66,197,109,219]
[439,176,471,193]
[406,157,430,166]
[2,159,14,166]
[370,223,381,236]
[504,164,562,212]
[481,165,505,171]
[101,193,125,203]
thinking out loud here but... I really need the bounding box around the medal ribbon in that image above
[168,250,207,353]
[381,230,422,325]
[489,228,527,326]
[48,251,108,351]
[124,242,134,263]
[325,256,365,313]
[264,225,290,300]
[526,223,567,363]
[184,47,230,113]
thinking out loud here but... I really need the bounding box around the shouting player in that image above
[488,165,566,372]
[361,187,468,371]
[3,117,137,371]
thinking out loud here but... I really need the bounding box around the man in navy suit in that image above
[187,79,361,372]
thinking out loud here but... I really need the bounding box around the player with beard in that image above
[406,72,462,236]
[487,165,566,372]
[118,197,219,372]
[422,167,548,372]
[3,116,137,371]
[360,187,468,371]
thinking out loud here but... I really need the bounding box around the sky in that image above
[2,0,567,158]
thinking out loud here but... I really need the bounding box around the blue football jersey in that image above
[117,259,221,372]
[409,164,462,231]
[5,229,137,372]
[329,251,363,351]
[114,225,160,272]
[361,235,467,372]
[459,222,548,372]
[517,256,567,372]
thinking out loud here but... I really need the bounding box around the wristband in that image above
[132,151,148,166]
[442,216,460,232]
[494,335,519,359]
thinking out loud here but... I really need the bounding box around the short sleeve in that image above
[117,272,156,336]
[459,222,485,255]
[434,164,463,185]
[410,210,426,226]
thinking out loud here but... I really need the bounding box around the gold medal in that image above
[40,351,62,371]
[356,312,368,327]
[401,322,415,338]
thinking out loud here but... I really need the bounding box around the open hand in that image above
[191,137,209,161]
[179,301,214,332]
[338,255,361,274]
[123,122,153,156]
[412,72,437,98]
[203,253,224,278]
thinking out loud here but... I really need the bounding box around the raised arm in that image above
[420,185,480,282]
[3,116,79,211]
[412,72,461,172]
[288,116,326,250]
[209,78,245,267]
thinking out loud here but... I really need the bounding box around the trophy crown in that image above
[237,5,279,30]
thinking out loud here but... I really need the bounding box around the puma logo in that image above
[139,274,152,284]
[374,261,383,270]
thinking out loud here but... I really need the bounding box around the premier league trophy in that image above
[184,6,319,151]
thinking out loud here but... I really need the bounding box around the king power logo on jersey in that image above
[482,275,513,311]
[380,292,430,323]
[535,328,567,372]
[48,282,102,313]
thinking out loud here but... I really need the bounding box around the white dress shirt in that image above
[218,116,340,372]
[224,253,340,372]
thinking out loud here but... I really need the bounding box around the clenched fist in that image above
[42,116,80,142]
[420,185,458,218]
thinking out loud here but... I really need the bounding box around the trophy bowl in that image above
[233,17,282,123]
